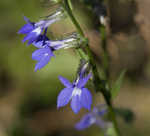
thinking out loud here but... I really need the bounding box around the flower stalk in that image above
[62,0,121,135]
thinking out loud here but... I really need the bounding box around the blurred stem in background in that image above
[62,0,121,135]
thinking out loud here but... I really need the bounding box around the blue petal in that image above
[57,87,73,108]
[22,27,43,45]
[77,73,92,88]
[27,34,40,45]
[81,88,92,111]
[23,16,31,24]
[32,47,53,61]
[34,55,51,71]
[32,47,54,71]
[18,16,34,34]
[58,76,73,88]
[75,113,94,130]
[22,32,38,44]
[18,23,34,34]
[32,49,45,61]
[71,95,81,114]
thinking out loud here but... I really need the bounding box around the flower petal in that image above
[81,88,92,111]
[22,27,43,44]
[18,23,34,34]
[32,47,54,71]
[23,16,31,23]
[34,55,51,71]
[32,47,53,60]
[75,113,94,130]
[71,95,81,114]
[22,32,38,43]
[77,73,92,88]
[58,76,73,88]
[57,87,73,108]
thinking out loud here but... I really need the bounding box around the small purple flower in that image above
[18,8,65,45]
[57,74,92,114]
[18,17,43,45]
[75,106,108,130]
[31,34,78,71]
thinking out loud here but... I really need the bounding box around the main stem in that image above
[99,24,121,135]
[63,0,121,136]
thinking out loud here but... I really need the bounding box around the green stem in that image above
[99,9,121,136]
[99,25,109,80]
[109,105,121,136]
[62,0,121,136]
[63,0,84,36]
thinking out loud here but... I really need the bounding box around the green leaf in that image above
[111,70,126,99]
[106,126,118,136]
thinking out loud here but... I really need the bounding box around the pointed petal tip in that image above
[23,16,30,23]
[34,64,40,72]
[58,76,72,87]
[34,68,38,72]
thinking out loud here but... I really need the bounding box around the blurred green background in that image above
[0,0,150,136]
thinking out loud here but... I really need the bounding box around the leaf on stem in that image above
[111,70,126,99]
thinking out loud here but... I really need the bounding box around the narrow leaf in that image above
[111,70,126,99]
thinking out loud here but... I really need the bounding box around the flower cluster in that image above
[18,1,122,135]
[18,8,93,113]
[18,8,65,45]
[18,8,78,71]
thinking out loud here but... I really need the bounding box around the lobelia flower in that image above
[57,71,92,114]
[75,105,109,130]
[32,33,79,71]
[18,8,65,45]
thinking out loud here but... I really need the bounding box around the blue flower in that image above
[18,17,56,45]
[18,8,65,45]
[75,106,108,130]
[32,34,78,71]
[57,74,92,114]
